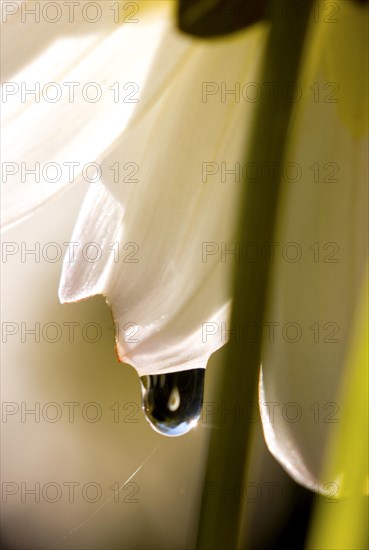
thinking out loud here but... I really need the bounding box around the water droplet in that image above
[140,369,205,437]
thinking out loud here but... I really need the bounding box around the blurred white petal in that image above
[1,2,176,229]
[259,0,368,491]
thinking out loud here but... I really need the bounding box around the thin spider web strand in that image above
[48,444,160,549]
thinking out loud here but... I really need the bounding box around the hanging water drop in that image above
[140,368,205,437]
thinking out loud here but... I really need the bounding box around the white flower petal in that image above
[259,2,368,490]
[1,2,180,229]
[59,23,268,376]
[1,182,209,548]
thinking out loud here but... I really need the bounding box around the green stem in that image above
[196,1,314,548]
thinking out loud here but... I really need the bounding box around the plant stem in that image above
[196,1,315,548]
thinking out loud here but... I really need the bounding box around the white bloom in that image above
[1,0,367,493]
[57,26,266,378]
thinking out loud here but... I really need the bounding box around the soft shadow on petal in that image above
[59,22,268,376]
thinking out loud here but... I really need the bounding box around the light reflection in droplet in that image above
[140,369,205,437]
